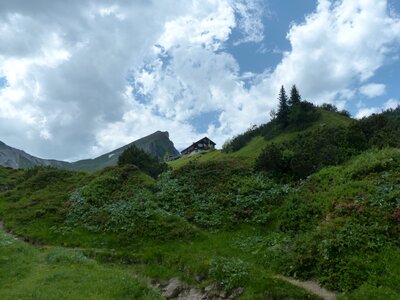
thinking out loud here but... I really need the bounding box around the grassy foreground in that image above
[0,229,161,300]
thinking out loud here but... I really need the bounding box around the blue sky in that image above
[0,0,400,160]
[228,0,318,73]
[228,0,400,117]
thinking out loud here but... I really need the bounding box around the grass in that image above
[0,164,321,299]
[164,148,400,298]
[92,227,322,299]
[0,229,161,300]
[168,149,226,169]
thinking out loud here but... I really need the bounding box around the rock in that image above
[219,290,227,298]
[228,287,244,299]
[181,288,204,300]
[164,278,184,299]
[204,284,216,292]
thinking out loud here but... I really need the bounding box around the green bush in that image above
[255,126,354,179]
[155,163,289,229]
[209,257,249,291]
[118,145,169,178]
[66,187,197,241]
[272,149,400,291]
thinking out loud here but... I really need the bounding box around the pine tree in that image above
[289,85,301,106]
[277,85,289,126]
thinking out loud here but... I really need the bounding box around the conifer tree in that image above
[289,85,301,106]
[277,85,289,126]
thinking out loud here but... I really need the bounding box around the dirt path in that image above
[274,275,336,300]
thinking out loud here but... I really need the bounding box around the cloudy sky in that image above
[1,0,400,161]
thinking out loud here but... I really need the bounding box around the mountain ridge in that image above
[0,130,179,171]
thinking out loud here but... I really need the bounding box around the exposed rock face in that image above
[69,130,180,171]
[0,141,68,169]
[154,278,244,300]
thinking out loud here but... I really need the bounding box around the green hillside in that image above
[169,109,352,169]
[1,107,400,299]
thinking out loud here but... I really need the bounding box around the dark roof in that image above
[180,137,216,154]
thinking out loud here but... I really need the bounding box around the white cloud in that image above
[0,0,400,161]
[231,0,266,44]
[359,83,386,98]
[0,1,191,159]
[0,0,265,159]
[355,98,400,119]
[384,98,400,110]
[355,107,380,119]
[270,0,400,103]
[157,0,235,51]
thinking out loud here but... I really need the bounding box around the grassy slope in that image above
[0,230,161,300]
[2,149,399,297]
[161,149,400,299]
[152,148,400,298]
[0,165,319,299]
[169,110,352,169]
[1,111,398,299]
[273,148,400,298]
[0,165,161,248]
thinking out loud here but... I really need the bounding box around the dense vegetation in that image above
[118,145,169,178]
[223,86,352,156]
[1,102,400,299]
[255,107,400,179]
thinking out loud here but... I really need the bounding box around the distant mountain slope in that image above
[0,141,69,169]
[0,131,179,171]
[68,131,179,171]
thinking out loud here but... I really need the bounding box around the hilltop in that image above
[68,131,179,171]
[169,107,351,169]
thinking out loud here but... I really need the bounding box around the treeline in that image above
[222,85,349,153]
[255,106,400,179]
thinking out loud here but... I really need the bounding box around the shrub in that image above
[287,101,320,130]
[118,145,169,178]
[209,257,249,291]
[66,188,197,241]
[255,126,353,179]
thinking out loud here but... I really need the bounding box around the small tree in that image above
[289,85,301,106]
[277,85,289,127]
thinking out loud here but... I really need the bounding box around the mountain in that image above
[0,131,179,171]
[68,131,179,171]
[0,141,69,169]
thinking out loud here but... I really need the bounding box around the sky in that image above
[0,0,400,161]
